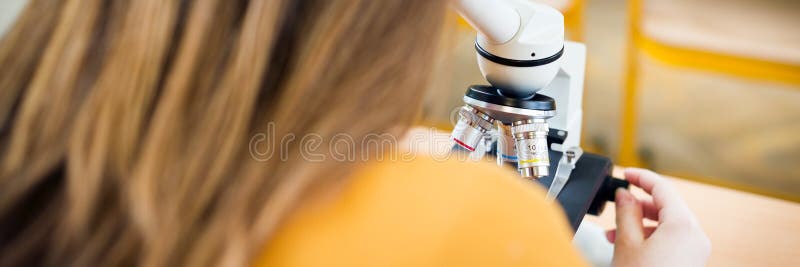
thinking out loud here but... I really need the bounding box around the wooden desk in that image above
[587,169,800,267]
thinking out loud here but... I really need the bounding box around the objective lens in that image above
[512,119,550,178]
[451,106,495,152]
[496,123,517,163]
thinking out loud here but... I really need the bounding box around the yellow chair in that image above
[618,0,800,200]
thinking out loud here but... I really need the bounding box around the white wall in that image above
[0,0,28,37]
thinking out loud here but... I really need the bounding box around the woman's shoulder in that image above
[349,155,548,208]
[256,156,586,267]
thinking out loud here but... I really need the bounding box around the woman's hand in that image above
[608,168,711,267]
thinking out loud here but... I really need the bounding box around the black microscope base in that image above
[535,151,626,231]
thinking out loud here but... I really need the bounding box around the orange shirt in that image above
[255,156,587,267]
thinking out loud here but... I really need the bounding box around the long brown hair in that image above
[0,0,447,266]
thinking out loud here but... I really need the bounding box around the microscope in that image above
[450,0,628,230]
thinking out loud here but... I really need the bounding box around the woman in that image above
[0,0,710,266]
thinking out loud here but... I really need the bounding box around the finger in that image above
[606,226,656,244]
[606,229,616,243]
[640,199,659,221]
[624,168,685,213]
[643,226,657,238]
[623,168,664,194]
[614,188,644,246]
[626,168,698,226]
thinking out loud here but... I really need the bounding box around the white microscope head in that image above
[452,0,565,98]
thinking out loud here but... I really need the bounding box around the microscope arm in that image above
[538,41,586,150]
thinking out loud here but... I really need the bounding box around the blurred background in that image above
[422,0,800,202]
[2,0,799,201]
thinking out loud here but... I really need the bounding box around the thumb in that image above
[614,188,644,246]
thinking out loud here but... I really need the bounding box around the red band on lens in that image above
[453,138,475,151]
